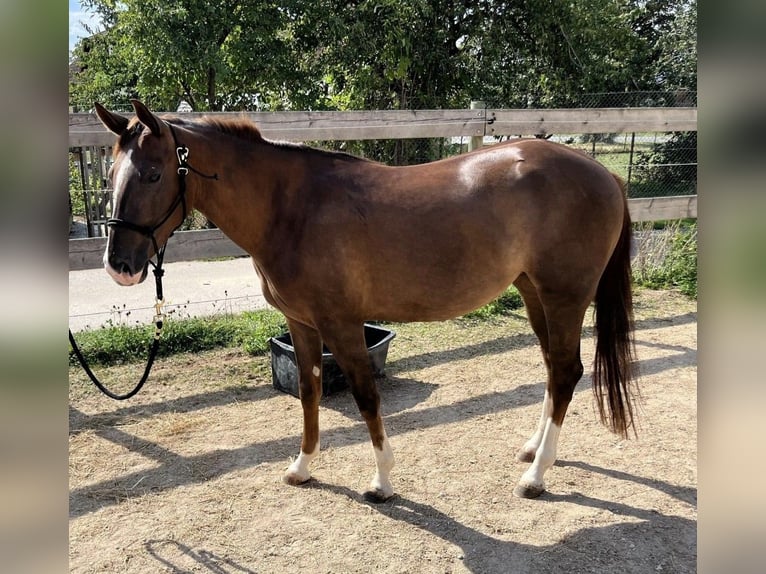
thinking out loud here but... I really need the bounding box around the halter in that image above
[69,122,218,400]
[106,122,218,275]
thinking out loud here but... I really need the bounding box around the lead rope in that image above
[68,263,166,400]
[68,121,217,400]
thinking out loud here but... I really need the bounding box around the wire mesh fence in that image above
[545,131,697,198]
[564,89,697,109]
[556,91,697,199]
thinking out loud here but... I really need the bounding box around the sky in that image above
[68,0,102,54]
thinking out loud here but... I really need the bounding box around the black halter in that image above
[69,122,218,400]
[106,122,217,273]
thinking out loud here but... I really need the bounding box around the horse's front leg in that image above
[283,319,323,486]
[321,322,395,502]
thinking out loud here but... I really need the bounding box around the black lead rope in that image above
[69,122,218,400]
[68,263,166,400]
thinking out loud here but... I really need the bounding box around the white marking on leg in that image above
[521,390,552,458]
[519,419,561,493]
[312,365,320,377]
[369,431,395,499]
[286,441,319,484]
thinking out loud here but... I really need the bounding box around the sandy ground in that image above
[69,289,696,573]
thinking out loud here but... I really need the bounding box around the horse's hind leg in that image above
[319,321,395,502]
[513,292,590,499]
[283,319,324,485]
[513,274,552,463]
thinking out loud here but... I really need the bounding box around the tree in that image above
[70,0,696,117]
[655,0,696,90]
[623,0,697,94]
[480,0,642,107]
[71,0,295,111]
[291,0,643,110]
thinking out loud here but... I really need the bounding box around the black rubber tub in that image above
[269,324,396,398]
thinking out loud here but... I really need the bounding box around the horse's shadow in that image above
[320,375,439,418]
[307,478,696,574]
[319,329,539,419]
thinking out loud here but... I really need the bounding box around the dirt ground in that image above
[69,289,697,573]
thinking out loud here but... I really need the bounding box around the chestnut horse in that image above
[95,100,637,501]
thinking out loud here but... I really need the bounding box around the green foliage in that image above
[70,1,697,119]
[634,131,697,188]
[620,0,697,92]
[72,0,295,111]
[239,311,289,355]
[634,222,697,298]
[68,154,86,217]
[70,309,287,367]
[462,287,524,320]
[69,290,529,366]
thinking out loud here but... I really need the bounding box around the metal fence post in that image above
[627,132,636,192]
[469,100,485,152]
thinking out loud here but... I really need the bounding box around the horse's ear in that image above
[94,102,129,135]
[130,99,162,137]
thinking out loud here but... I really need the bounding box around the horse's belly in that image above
[367,261,522,322]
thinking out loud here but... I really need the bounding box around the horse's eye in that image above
[148,172,161,183]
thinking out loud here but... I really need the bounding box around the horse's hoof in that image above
[283,471,311,486]
[363,488,394,504]
[516,449,536,463]
[513,483,545,499]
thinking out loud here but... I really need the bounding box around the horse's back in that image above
[365,138,626,263]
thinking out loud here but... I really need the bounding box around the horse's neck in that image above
[186,132,293,258]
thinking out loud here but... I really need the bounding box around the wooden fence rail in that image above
[69,106,697,270]
[69,106,697,146]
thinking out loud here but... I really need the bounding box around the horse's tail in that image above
[592,174,638,438]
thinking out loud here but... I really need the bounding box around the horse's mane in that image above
[169,116,374,164]
[199,116,266,144]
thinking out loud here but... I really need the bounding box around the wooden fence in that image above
[69,107,697,270]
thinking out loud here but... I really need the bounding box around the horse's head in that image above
[95,100,186,286]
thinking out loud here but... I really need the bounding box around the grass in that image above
[70,309,287,368]
[462,287,524,320]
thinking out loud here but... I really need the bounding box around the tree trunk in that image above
[207,67,218,111]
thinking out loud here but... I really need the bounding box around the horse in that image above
[94,100,637,501]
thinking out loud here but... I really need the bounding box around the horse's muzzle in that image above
[104,253,149,286]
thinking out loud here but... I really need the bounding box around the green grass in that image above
[461,286,524,320]
[70,309,287,368]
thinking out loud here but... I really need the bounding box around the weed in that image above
[461,287,524,320]
[633,220,697,298]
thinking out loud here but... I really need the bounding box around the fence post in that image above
[469,100,485,152]
[627,132,636,192]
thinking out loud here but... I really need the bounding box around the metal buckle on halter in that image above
[153,298,166,340]
[176,145,190,175]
